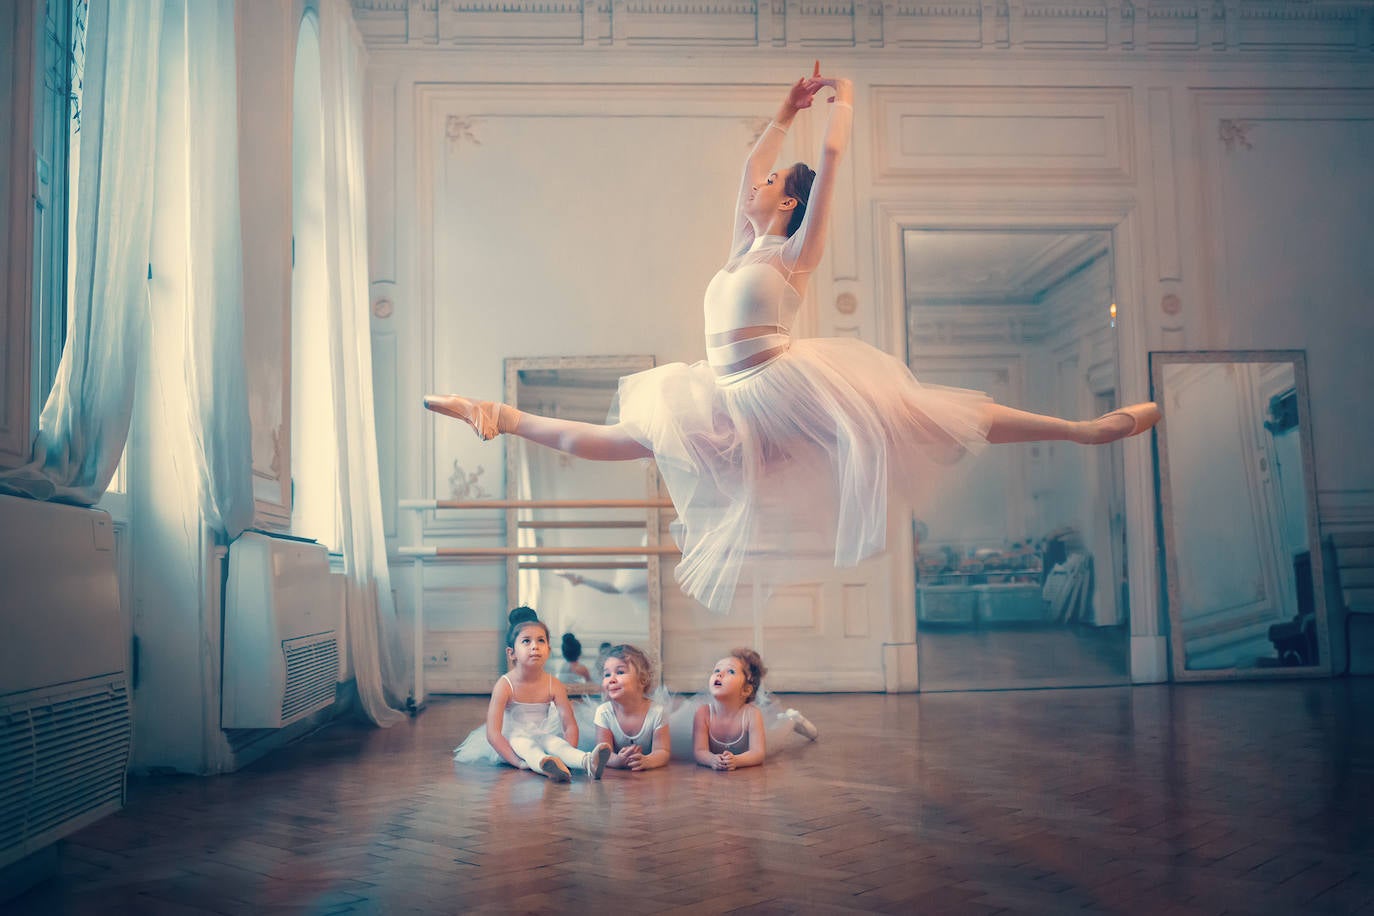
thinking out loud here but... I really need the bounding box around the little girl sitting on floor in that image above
[593,644,671,772]
[453,606,612,782]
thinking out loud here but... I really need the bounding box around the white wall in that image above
[362,22,1374,689]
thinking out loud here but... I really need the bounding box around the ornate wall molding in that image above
[353,0,1374,52]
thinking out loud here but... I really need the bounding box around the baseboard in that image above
[1131,635,1170,683]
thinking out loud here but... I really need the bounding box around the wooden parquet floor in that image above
[10,680,1374,915]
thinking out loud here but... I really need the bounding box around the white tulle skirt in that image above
[614,337,992,614]
[569,690,810,760]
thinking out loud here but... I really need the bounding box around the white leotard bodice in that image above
[594,700,666,754]
[706,704,750,754]
[703,236,802,381]
[501,673,559,737]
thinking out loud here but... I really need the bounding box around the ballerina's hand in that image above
[714,751,736,771]
[624,746,648,771]
[784,76,824,112]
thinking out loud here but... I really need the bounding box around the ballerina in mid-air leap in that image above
[425,63,1160,615]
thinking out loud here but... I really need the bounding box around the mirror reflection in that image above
[907,229,1131,690]
[504,357,659,691]
[1153,353,1327,675]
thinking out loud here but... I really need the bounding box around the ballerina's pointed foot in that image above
[423,394,504,441]
[1088,402,1161,444]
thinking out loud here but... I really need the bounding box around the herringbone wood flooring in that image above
[11,680,1374,914]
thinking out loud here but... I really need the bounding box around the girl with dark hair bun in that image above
[453,607,611,781]
[425,63,1159,616]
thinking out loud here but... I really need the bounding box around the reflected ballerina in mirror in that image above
[424,62,1160,615]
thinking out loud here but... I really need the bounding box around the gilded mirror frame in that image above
[1151,349,1330,680]
[503,355,663,696]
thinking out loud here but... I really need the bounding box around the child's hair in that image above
[603,644,653,694]
[505,606,549,648]
[728,647,767,703]
[562,632,582,661]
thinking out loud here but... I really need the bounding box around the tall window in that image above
[289,10,339,551]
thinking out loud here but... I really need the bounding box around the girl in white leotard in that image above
[453,607,611,781]
[424,63,1160,616]
[592,644,671,772]
[691,648,815,771]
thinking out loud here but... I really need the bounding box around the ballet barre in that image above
[400,544,680,558]
[400,497,674,510]
[399,495,672,706]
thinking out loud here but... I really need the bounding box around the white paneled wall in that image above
[361,11,1374,689]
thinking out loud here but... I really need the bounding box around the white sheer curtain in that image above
[0,0,162,504]
[319,0,409,726]
[147,0,254,539]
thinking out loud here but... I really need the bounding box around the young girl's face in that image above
[708,656,750,702]
[602,656,642,703]
[507,625,550,670]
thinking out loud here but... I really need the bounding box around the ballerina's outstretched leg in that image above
[423,394,651,461]
[982,401,1160,445]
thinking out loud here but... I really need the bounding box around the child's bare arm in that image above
[633,723,672,770]
[484,680,524,768]
[727,707,768,769]
[692,705,718,768]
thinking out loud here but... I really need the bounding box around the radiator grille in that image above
[1,676,131,862]
[280,634,338,724]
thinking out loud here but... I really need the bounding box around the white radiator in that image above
[221,531,338,729]
[0,494,130,870]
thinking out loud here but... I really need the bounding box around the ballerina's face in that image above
[708,656,751,701]
[507,625,550,669]
[602,656,643,703]
[747,172,795,226]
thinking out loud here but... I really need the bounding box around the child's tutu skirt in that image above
[453,703,564,767]
[663,691,813,760]
[614,337,992,614]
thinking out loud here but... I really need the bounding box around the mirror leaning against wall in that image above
[1152,350,1330,679]
[502,356,663,695]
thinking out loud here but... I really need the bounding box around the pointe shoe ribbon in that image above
[422,395,506,441]
[1101,402,1161,437]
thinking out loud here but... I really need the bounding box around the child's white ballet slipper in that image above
[1090,402,1161,444]
[784,708,819,741]
[586,743,611,780]
[538,755,572,782]
[422,394,506,441]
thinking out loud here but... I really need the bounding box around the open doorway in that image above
[905,229,1131,691]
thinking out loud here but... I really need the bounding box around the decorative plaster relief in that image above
[448,461,491,501]
[446,116,482,148]
[353,0,1374,51]
[1219,118,1255,152]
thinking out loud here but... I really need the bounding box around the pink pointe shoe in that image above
[537,755,572,782]
[423,395,505,441]
[1095,402,1162,443]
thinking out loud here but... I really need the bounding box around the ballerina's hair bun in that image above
[562,632,582,661]
[505,606,548,647]
[729,647,768,703]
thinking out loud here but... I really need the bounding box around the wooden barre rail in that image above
[518,520,646,530]
[518,561,648,570]
[400,498,674,510]
[400,545,679,558]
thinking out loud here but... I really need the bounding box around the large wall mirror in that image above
[907,229,1132,691]
[503,356,662,695]
[1152,350,1330,679]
